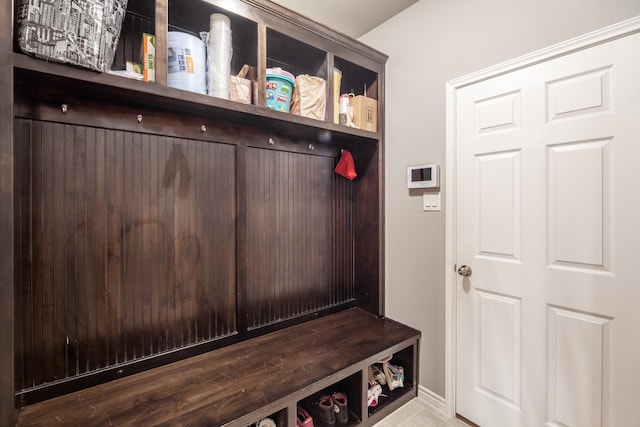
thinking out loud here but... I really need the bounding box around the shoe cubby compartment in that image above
[367,345,416,418]
[297,372,362,427]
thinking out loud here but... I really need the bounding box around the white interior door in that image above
[454,29,640,427]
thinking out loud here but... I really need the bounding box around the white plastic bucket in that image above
[167,32,207,95]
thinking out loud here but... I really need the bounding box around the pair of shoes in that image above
[314,392,349,426]
[297,407,314,427]
[368,365,376,387]
[382,362,405,391]
[367,383,383,407]
[371,364,387,385]
[257,418,277,427]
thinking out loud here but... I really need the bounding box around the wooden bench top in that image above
[16,308,420,426]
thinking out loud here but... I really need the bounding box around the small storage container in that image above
[266,68,295,112]
[16,0,128,72]
[167,32,207,94]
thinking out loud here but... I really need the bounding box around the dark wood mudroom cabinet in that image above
[0,1,420,425]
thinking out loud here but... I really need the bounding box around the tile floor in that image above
[374,398,469,427]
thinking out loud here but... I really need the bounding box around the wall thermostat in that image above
[407,164,439,189]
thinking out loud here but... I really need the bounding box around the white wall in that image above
[360,0,640,398]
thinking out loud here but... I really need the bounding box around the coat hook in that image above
[137,114,143,123]
[201,125,207,133]
[268,138,275,145]
[61,104,68,114]
[308,144,315,151]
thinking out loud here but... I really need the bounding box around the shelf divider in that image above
[155,0,169,86]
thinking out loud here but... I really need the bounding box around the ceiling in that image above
[269,0,420,39]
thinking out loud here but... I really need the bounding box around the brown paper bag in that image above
[290,75,326,120]
[229,64,253,104]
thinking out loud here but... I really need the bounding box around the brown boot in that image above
[314,395,336,427]
[331,392,349,425]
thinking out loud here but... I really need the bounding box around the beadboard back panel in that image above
[14,119,237,391]
[245,147,354,329]
[13,117,358,398]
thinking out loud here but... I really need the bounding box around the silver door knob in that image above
[457,265,472,277]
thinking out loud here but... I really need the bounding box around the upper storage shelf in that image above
[167,0,258,77]
[266,28,327,78]
[13,0,386,138]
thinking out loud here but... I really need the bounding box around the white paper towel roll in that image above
[207,13,232,99]
[167,32,207,94]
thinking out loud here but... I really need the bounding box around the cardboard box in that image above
[142,33,155,82]
[126,62,142,75]
[16,0,128,72]
[108,61,143,80]
[351,95,377,132]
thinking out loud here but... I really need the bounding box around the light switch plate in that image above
[423,192,441,211]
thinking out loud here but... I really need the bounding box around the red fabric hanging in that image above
[334,149,357,180]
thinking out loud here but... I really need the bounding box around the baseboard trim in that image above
[417,385,447,416]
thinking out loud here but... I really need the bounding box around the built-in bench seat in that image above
[16,308,420,427]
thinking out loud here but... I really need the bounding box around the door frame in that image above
[443,15,640,419]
